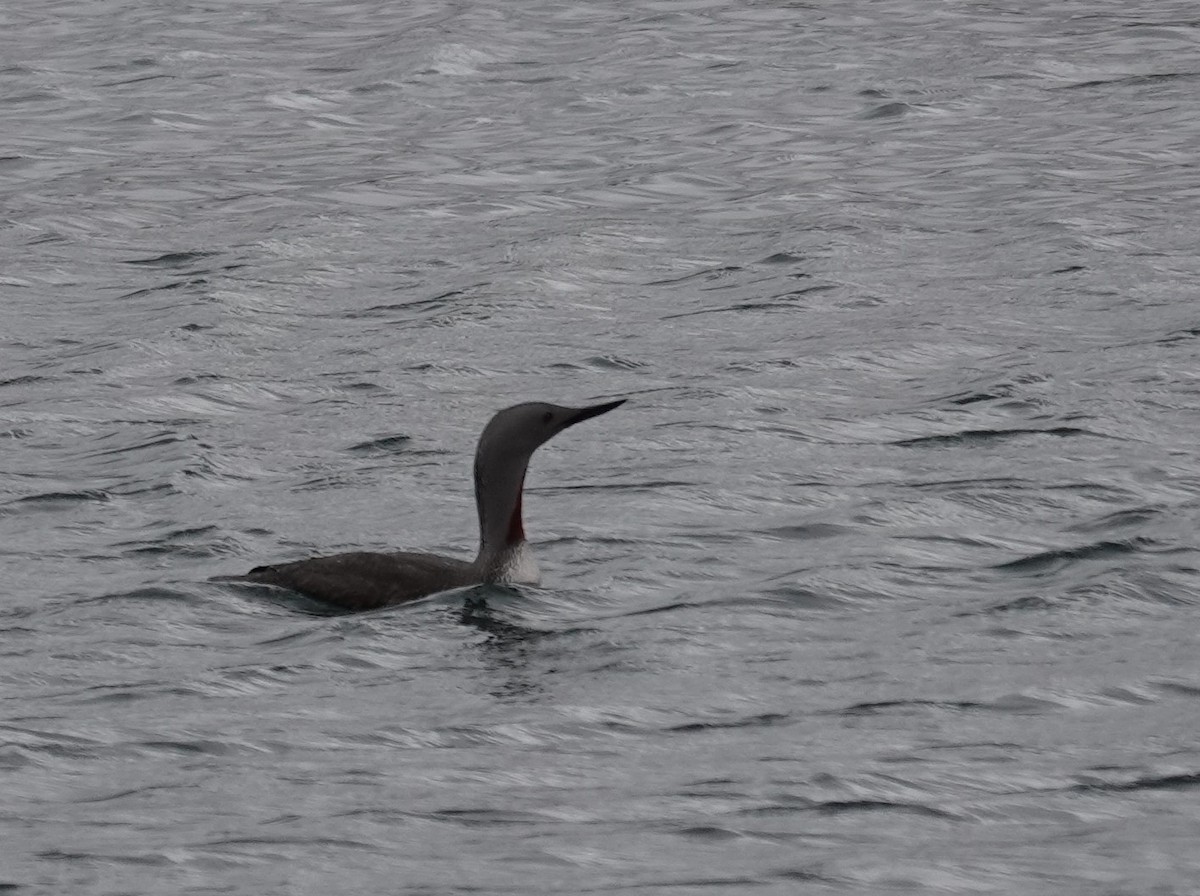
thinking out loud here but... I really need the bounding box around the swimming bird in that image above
[234,399,626,611]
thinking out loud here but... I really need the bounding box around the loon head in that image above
[472,398,626,562]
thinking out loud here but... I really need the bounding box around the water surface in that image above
[4,0,1200,892]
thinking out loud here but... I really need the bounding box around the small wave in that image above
[118,276,208,300]
[1069,771,1200,794]
[993,537,1154,574]
[835,698,986,716]
[859,100,914,120]
[83,431,189,462]
[644,263,742,287]
[759,522,852,540]
[122,250,218,268]
[660,286,834,320]
[347,434,412,454]
[894,426,1093,448]
[667,712,788,733]
[8,489,110,508]
[0,374,48,387]
[116,526,241,559]
[1059,71,1200,91]
[1065,506,1164,534]
[812,799,956,819]
[425,807,547,827]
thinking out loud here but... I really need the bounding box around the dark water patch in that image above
[904,477,1027,496]
[674,824,743,841]
[88,586,202,606]
[122,251,217,268]
[0,725,105,761]
[582,354,646,370]
[758,251,804,265]
[136,525,218,541]
[1069,771,1200,794]
[74,785,175,806]
[780,283,835,299]
[3,89,61,104]
[404,361,488,375]
[6,489,110,509]
[292,470,378,491]
[759,522,851,540]
[1065,573,1198,608]
[645,264,742,287]
[1095,685,1157,706]
[940,385,1016,406]
[599,599,691,620]
[836,699,986,717]
[1065,506,1165,534]
[641,875,766,889]
[773,868,832,883]
[347,434,411,454]
[985,692,1071,714]
[976,594,1057,615]
[546,360,588,372]
[1059,70,1200,91]
[35,850,92,862]
[0,374,48,387]
[132,738,242,757]
[894,426,1094,448]
[814,799,956,820]
[123,248,217,266]
[667,712,788,733]
[1157,325,1200,345]
[1041,480,1142,501]
[458,600,537,636]
[99,71,173,87]
[109,481,178,499]
[660,287,833,319]
[859,101,913,120]
[993,536,1156,575]
[25,232,66,250]
[64,682,205,706]
[756,583,852,612]
[426,808,546,827]
[83,431,189,462]
[116,526,239,559]
[680,776,739,789]
[201,834,375,852]
[118,277,208,300]
[1153,679,1200,698]
[361,285,483,315]
[724,357,803,372]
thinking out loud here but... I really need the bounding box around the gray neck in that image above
[472,451,531,577]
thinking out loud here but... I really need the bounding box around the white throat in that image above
[476,540,540,585]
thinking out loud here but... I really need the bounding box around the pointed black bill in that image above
[566,398,626,427]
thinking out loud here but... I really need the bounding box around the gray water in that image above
[5,0,1200,892]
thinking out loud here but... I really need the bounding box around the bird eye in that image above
[542,411,553,424]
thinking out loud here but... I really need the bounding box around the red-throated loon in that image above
[234,399,626,611]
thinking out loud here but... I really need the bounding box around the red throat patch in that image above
[506,490,524,545]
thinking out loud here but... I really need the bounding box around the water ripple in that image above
[5,0,1200,892]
